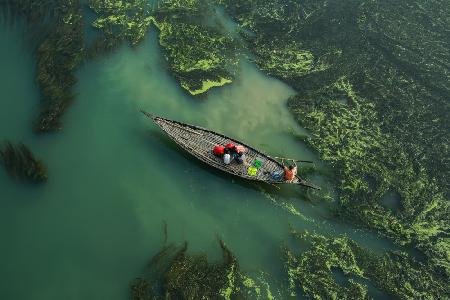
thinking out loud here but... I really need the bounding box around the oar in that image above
[273,156,314,164]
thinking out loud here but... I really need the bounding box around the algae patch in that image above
[220,0,450,288]
[284,228,449,299]
[182,77,232,95]
[152,0,240,95]
[89,0,153,53]
[88,0,241,95]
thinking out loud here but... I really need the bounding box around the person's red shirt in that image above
[284,166,297,181]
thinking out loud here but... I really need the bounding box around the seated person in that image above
[282,159,297,182]
[235,151,246,164]
[223,148,232,165]
[232,145,246,164]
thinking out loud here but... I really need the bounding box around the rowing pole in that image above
[273,156,314,164]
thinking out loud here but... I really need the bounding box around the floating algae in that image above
[218,0,450,288]
[131,239,280,299]
[284,228,449,299]
[287,62,450,280]
[182,77,232,96]
[0,141,47,182]
[151,0,240,95]
[89,0,153,54]
[289,77,450,279]
[88,0,240,95]
[216,0,334,87]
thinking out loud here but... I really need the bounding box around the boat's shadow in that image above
[141,129,311,203]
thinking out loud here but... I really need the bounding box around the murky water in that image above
[0,21,393,299]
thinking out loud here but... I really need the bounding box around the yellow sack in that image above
[247,166,258,176]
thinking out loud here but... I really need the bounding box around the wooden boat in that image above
[141,111,320,190]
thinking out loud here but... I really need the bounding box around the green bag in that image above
[253,159,263,169]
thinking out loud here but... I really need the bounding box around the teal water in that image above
[0,22,393,299]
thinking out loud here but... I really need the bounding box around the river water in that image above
[0,20,392,299]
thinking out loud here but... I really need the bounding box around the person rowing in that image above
[282,158,297,182]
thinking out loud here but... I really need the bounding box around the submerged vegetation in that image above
[2,0,84,132]
[0,141,47,182]
[131,239,279,299]
[35,1,84,132]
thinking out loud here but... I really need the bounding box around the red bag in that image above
[225,143,235,149]
[213,145,225,156]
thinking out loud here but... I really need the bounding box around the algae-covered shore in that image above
[0,0,448,299]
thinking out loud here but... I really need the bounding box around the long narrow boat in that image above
[141,111,320,190]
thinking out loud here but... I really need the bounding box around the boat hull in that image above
[142,111,320,190]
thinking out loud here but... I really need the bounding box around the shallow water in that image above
[0,21,394,299]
